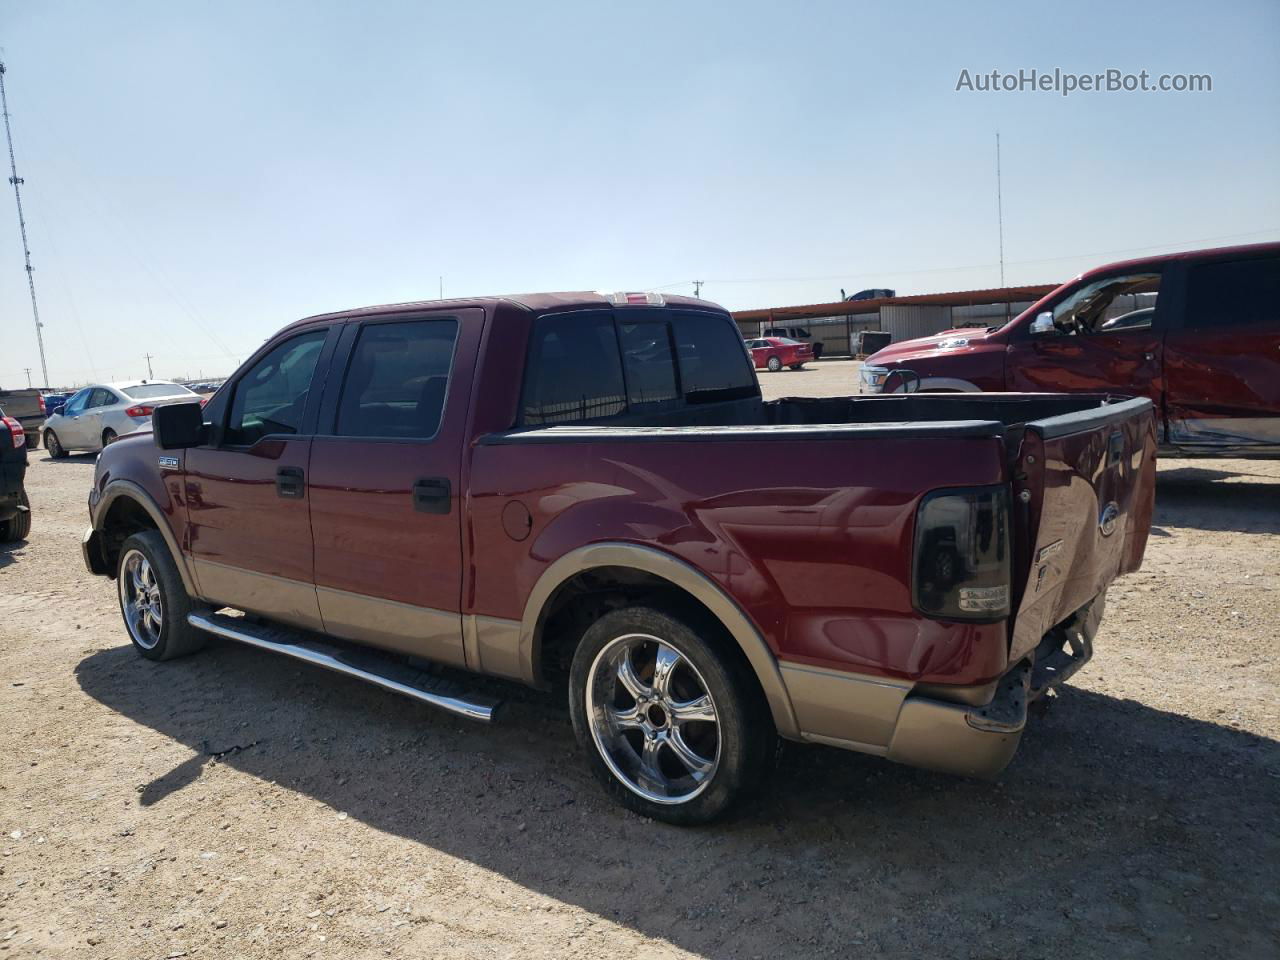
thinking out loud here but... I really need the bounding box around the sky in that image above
[1,0,1278,388]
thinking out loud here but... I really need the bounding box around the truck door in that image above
[1006,270,1165,404]
[1163,253,1280,450]
[306,309,483,667]
[184,327,334,630]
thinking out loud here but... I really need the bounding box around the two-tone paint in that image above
[84,292,1157,778]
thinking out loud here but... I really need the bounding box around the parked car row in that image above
[861,242,1280,458]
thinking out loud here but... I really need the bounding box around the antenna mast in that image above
[995,131,1005,288]
[0,61,49,388]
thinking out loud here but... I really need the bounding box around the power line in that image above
[0,60,50,388]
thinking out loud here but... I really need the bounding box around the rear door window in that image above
[1184,257,1280,329]
[335,319,459,439]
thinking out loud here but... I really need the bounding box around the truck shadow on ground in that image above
[1156,467,1280,535]
[75,640,1280,957]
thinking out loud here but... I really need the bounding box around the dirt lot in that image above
[2,359,1278,958]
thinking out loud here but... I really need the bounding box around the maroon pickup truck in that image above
[83,291,1157,823]
[861,243,1280,457]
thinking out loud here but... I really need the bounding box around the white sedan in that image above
[42,381,200,457]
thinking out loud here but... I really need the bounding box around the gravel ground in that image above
[2,359,1278,958]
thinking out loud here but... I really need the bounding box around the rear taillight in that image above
[38,395,46,414]
[2,416,24,449]
[125,405,155,418]
[912,485,1011,621]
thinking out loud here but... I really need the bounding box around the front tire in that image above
[116,530,206,661]
[44,431,68,459]
[0,489,30,542]
[568,605,774,825]
[766,356,782,372]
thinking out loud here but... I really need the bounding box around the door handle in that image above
[276,466,305,499]
[412,476,451,514]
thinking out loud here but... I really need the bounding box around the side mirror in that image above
[50,404,64,417]
[1029,311,1056,336]
[152,401,206,450]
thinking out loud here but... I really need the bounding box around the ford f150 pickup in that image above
[83,291,1157,823]
[861,243,1280,457]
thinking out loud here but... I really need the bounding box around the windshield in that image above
[122,383,195,400]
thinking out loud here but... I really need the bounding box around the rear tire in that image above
[117,530,206,661]
[26,430,39,450]
[788,363,805,371]
[102,428,118,447]
[568,605,775,825]
[44,431,68,459]
[0,489,30,543]
[766,356,782,372]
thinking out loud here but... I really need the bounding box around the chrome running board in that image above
[187,611,501,723]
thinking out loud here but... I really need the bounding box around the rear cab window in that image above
[520,308,756,425]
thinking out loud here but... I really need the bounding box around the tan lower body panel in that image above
[316,585,467,668]
[466,614,524,682]
[781,660,1025,780]
[193,558,325,632]
[885,697,1022,779]
[779,662,913,750]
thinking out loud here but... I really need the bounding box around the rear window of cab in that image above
[521,309,757,425]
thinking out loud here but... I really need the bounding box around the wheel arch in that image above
[520,543,800,738]
[94,482,197,595]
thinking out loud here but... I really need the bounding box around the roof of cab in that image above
[1074,241,1280,284]
[287,291,724,332]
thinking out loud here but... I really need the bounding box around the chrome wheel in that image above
[119,549,163,649]
[585,633,721,805]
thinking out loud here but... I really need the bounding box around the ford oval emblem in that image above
[1099,501,1120,537]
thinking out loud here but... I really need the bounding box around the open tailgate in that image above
[1008,396,1158,662]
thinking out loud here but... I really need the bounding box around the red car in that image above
[745,336,812,371]
[861,242,1280,457]
[82,291,1155,824]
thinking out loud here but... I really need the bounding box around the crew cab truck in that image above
[1,408,31,542]
[861,243,1280,457]
[83,291,1157,824]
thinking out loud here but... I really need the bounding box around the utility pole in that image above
[144,353,155,379]
[0,61,49,389]
[692,280,704,298]
[23,367,31,388]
